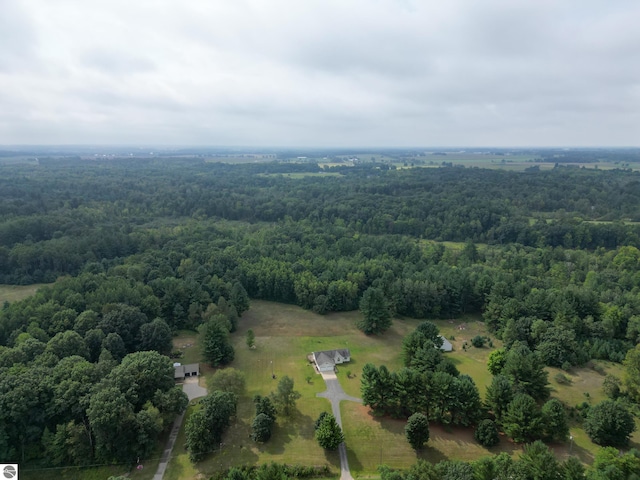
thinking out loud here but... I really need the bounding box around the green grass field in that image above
[161,301,632,478]
[0,283,49,304]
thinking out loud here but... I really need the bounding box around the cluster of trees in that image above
[2,160,640,284]
[363,323,576,449]
[185,391,237,462]
[3,161,640,369]
[249,376,300,446]
[362,322,482,426]
[379,442,640,480]
[0,349,187,465]
[3,157,640,468]
[0,270,247,465]
[251,396,277,443]
[215,462,331,480]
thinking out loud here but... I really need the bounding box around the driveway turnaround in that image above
[317,372,362,480]
[153,377,208,480]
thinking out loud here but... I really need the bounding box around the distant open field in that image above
[258,172,343,179]
[0,283,49,304]
[163,300,629,478]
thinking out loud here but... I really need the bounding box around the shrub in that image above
[474,419,500,447]
[554,372,571,385]
[471,335,486,348]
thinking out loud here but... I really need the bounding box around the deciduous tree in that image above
[583,400,635,447]
[405,413,430,450]
[270,376,301,416]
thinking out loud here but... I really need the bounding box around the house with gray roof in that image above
[312,349,351,372]
[438,335,453,352]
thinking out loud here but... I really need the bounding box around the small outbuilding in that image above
[312,349,351,373]
[174,363,200,380]
[438,335,453,352]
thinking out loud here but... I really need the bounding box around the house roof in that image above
[314,349,350,359]
[174,363,199,378]
[313,349,351,365]
[438,335,453,350]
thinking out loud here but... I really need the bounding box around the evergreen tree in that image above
[315,413,344,450]
[246,329,255,349]
[254,395,277,420]
[518,441,559,480]
[541,398,568,442]
[201,319,234,367]
[358,287,392,335]
[485,374,513,421]
[230,282,250,316]
[251,413,275,443]
[502,394,544,443]
[502,342,550,401]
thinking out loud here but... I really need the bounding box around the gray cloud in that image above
[0,0,638,146]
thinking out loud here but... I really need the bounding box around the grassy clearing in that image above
[342,402,518,474]
[0,283,49,304]
[173,330,201,365]
[258,172,343,179]
[21,457,159,480]
[165,301,623,477]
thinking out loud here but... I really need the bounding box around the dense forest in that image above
[2,155,640,471]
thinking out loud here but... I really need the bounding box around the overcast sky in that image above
[1,0,638,147]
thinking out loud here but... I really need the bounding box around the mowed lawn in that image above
[166,300,624,478]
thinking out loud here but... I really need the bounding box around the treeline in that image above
[1,161,640,283]
[379,445,640,480]
[0,269,248,464]
[4,218,640,366]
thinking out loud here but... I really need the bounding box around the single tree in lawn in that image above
[405,413,430,450]
[583,400,636,447]
[251,413,275,442]
[208,368,246,395]
[254,395,277,420]
[270,376,301,416]
[357,287,392,335]
[245,329,255,349]
[315,412,344,450]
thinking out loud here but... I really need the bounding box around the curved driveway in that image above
[316,372,362,480]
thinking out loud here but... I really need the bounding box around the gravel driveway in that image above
[153,377,207,479]
[317,372,362,480]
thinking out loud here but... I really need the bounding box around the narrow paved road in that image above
[316,372,362,480]
[153,378,208,480]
